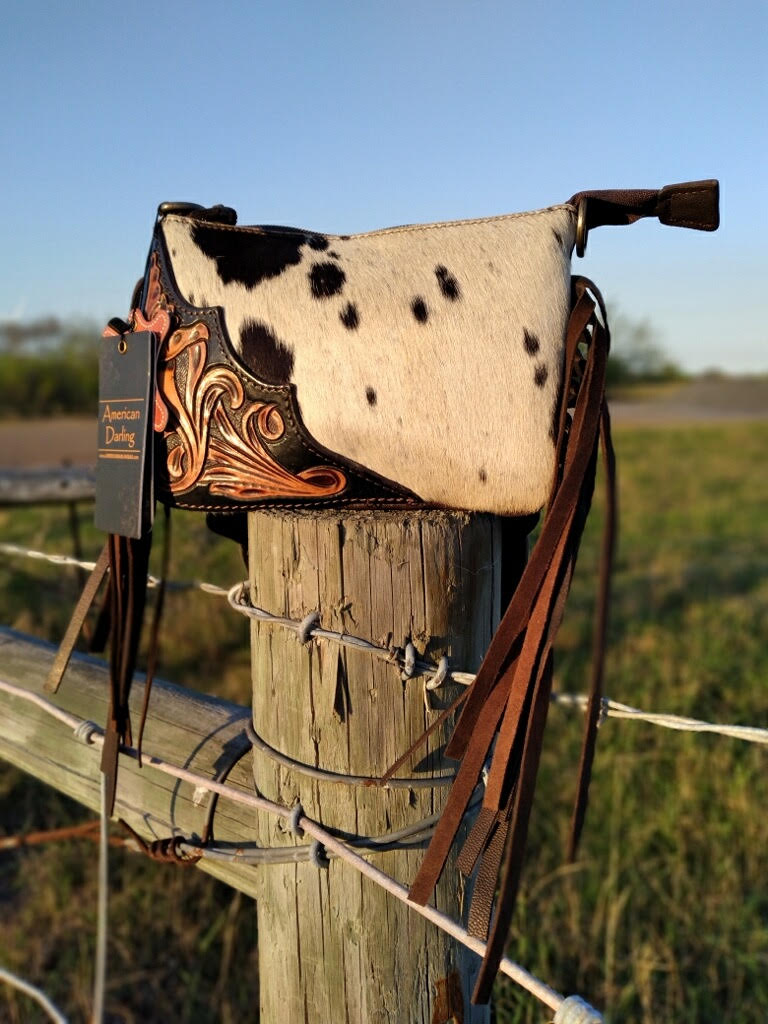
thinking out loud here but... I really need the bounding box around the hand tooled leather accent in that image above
[135,253,347,502]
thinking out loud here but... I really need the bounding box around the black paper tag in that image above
[95,330,155,539]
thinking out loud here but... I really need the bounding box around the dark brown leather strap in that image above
[45,542,110,693]
[466,815,508,940]
[569,180,719,232]
[472,316,610,1002]
[101,531,152,815]
[456,807,497,877]
[459,504,581,954]
[410,291,605,905]
[136,505,171,765]
[443,290,598,763]
[471,651,555,1002]
[405,279,615,1002]
[89,585,111,653]
[376,686,469,788]
[408,678,511,905]
[566,401,616,860]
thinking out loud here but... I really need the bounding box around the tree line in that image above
[0,320,99,418]
[0,311,685,419]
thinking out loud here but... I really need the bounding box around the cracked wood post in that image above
[249,509,524,1023]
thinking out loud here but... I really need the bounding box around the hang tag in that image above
[95,330,156,539]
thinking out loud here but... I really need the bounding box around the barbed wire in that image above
[550,692,768,745]
[4,542,768,747]
[4,539,764,1022]
[0,674,578,1018]
[0,542,228,596]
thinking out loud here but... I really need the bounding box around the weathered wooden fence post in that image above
[248,508,516,1023]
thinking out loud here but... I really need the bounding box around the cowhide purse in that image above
[61,179,719,1001]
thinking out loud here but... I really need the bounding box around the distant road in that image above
[0,417,96,468]
[1,378,766,468]
[610,376,768,427]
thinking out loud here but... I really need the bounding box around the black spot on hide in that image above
[523,329,540,356]
[192,224,304,289]
[435,265,460,300]
[328,251,341,260]
[308,235,329,251]
[478,467,487,483]
[340,303,359,330]
[239,319,294,385]
[187,292,195,305]
[365,386,377,406]
[552,229,563,247]
[309,261,346,298]
[411,297,429,323]
[340,234,351,240]
[534,364,549,388]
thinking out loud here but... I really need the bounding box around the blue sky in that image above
[1,0,765,371]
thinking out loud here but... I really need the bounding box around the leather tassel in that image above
[100,531,152,816]
[45,543,110,694]
[136,506,171,765]
[567,402,617,860]
[406,278,616,1002]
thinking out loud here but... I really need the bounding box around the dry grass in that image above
[1,420,767,1021]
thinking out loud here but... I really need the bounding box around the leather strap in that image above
[569,179,719,232]
[101,531,152,815]
[465,815,508,940]
[405,278,615,1003]
[472,651,556,1002]
[408,679,511,905]
[566,402,616,860]
[385,287,593,792]
[475,306,610,1003]
[136,505,171,765]
[45,542,110,694]
[443,289,598,763]
[409,288,602,901]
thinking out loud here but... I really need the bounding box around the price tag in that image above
[95,330,155,538]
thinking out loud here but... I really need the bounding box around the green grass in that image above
[0,507,256,1024]
[2,421,768,1022]
[495,422,768,1023]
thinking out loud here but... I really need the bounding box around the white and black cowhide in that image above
[161,205,576,516]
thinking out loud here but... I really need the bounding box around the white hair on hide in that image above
[161,204,576,515]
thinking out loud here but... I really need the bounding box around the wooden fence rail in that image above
[0,466,95,506]
[0,626,260,899]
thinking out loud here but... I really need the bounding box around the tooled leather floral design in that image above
[139,254,346,501]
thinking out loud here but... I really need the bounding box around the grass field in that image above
[1,420,767,1023]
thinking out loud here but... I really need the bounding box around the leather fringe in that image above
[44,508,170,817]
[100,531,152,816]
[406,277,616,1003]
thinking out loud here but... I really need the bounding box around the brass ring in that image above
[575,197,588,258]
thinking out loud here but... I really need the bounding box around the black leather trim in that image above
[146,227,424,514]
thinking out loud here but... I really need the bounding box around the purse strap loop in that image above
[571,179,719,255]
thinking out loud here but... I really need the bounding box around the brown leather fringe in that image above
[135,506,171,765]
[406,277,616,1003]
[45,542,110,694]
[100,531,152,816]
[567,402,616,861]
[100,509,171,808]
